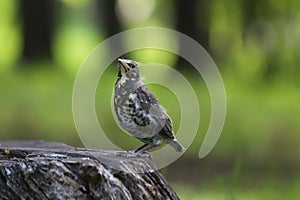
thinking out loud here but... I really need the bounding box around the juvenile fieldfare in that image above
[114,58,185,153]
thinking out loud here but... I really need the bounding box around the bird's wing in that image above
[135,85,158,112]
[135,85,175,139]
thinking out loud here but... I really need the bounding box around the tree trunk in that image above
[95,0,125,58]
[21,0,54,62]
[0,140,179,200]
[174,0,210,70]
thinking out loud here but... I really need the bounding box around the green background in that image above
[1,0,300,199]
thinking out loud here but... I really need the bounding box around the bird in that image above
[114,58,185,153]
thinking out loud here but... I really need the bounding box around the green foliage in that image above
[1,0,300,198]
[0,0,21,69]
[174,178,300,200]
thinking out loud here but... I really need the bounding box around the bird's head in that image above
[117,58,140,81]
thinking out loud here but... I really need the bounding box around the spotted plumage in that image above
[114,58,185,153]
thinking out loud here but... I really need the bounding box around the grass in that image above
[1,63,300,199]
[1,63,300,155]
[173,176,300,200]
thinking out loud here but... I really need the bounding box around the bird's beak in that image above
[118,59,130,75]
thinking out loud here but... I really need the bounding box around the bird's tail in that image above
[169,139,185,153]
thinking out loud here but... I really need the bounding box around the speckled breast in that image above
[114,91,163,140]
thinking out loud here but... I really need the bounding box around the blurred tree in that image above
[96,0,121,37]
[242,0,281,79]
[174,0,210,69]
[96,0,124,57]
[242,0,258,26]
[21,0,54,62]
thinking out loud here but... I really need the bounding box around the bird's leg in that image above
[134,143,159,154]
[133,143,149,153]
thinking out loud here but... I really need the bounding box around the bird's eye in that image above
[130,64,136,68]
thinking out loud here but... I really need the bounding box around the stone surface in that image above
[0,140,179,200]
